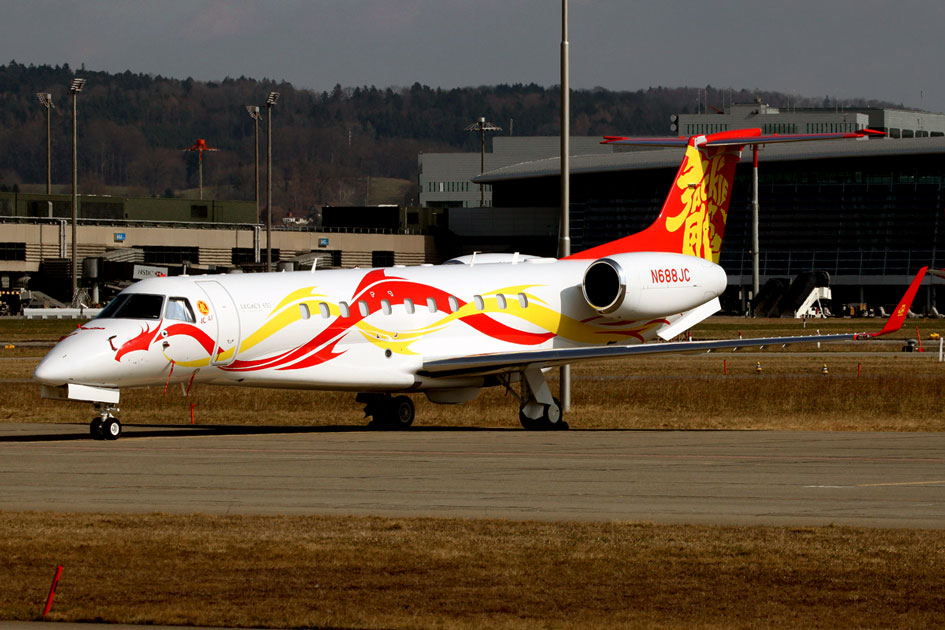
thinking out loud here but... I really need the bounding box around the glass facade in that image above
[491,151,945,307]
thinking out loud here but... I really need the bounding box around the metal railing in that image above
[721,249,934,277]
[0,216,433,236]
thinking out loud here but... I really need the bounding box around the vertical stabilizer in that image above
[567,131,750,262]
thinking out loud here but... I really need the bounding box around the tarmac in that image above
[1,422,943,528]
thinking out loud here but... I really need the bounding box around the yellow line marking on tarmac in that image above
[857,480,945,487]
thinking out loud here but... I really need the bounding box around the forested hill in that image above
[0,61,900,213]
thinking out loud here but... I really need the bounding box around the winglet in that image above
[870,266,928,337]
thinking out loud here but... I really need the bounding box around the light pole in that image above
[69,78,85,301]
[559,0,571,412]
[464,117,501,206]
[245,105,261,263]
[265,91,279,270]
[36,93,54,195]
[751,145,760,315]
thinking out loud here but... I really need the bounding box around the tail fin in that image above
[567,128,880,262]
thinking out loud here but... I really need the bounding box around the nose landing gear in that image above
[91,403,121,440]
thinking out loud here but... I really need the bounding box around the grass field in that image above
[3,316,944,431]
[2,317,944,629]
[3,512,944,630]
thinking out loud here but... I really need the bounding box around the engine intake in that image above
[581,252,726,320]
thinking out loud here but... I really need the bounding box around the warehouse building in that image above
[0,193,440,307]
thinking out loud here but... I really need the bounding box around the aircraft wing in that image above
[419,332,861,378]
[419,266,927,379]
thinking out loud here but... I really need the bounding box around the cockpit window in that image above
[98,293,165,320]
[166,297,196,322]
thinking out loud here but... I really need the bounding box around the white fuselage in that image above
[33,254,726,395]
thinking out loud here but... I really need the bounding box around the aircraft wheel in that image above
[543,398,569,430]
[519,407,539,430]
[390,396,415,429]
[520,398,567,431]
[102,417,122,440]
[90,417,106,440]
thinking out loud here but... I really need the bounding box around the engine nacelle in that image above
[581,252,727,319]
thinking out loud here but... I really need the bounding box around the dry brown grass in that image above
[4,316,945,431]
[3,511,943,630]
[4,351,944,431]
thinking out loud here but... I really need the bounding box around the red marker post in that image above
[43,565,63,617]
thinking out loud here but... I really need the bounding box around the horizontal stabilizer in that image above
[602,128,883,147]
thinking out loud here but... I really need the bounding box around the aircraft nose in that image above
[33,328,116,386]
[33,351,70,386]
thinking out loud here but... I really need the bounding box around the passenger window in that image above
[497,294,507,310]
[448,296,459,312]
[381,299,392,315]
[427,297,438,313]
[166,297,196,322]
[518,293,528,308]
[318,302,331,318]
[299,304,311,320]
[404,298,415,314]
[474,295,484,310]
[358,300,369,317]
[339,301,350,318]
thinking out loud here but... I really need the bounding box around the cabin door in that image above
[196,280,241,366]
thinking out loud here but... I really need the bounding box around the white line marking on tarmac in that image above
[857,480,945,487]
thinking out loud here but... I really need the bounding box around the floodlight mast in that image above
[70,78,86,302]
[559,0,571,411]
[246,105,261,264]
[36,93,54,195]
[463,117,501,206]
[265,91,279,270]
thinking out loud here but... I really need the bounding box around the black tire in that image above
[520,397,568,431]
[519,407,539,430]
[90,417,105,440]
[390,395,415,429]
[102,417,122,440]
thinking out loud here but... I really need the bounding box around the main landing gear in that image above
[501,366,569,431]
[90,402,121,440]
[357,393,415,430]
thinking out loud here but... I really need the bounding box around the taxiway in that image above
[1,423,943,528]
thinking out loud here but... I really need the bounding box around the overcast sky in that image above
[3,0,944,113]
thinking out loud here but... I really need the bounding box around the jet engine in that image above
[581,252,727,320]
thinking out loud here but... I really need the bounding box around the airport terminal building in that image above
[425,104,945,313]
